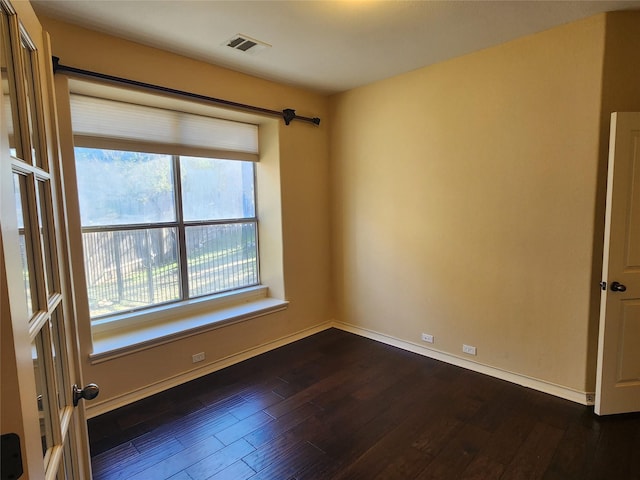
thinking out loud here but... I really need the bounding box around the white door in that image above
[596,112,640,415]
[1,1,94,477]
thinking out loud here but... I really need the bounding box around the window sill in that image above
[89,286,288,363]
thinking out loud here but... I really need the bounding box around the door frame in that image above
[595,111,640,415]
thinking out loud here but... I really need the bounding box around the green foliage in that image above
[75,147,175,225]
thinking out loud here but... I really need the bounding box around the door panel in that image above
[596,112,640,415]
[617,303,640,381]
[1,0,92,477]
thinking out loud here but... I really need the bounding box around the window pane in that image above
[181,156,255,221]
[59,423,76,479]
[75,148,175,226]
[1,9,22,158]
[32,331,54,458]
[51,310,68,412]
[13,172,37,317]
[36,180,58,298]
[186,223,258,297]
[83,227,180,317]
[20,35,43,168]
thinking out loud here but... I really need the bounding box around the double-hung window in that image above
[70,92,260,319]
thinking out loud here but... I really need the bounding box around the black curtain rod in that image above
[52,57,320,127]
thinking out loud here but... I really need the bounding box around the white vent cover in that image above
[224,34,271,55]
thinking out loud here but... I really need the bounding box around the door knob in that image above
[72,383,100,407]
[610,281,627,292]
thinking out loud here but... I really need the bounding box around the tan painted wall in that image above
[39,17,332,405]
[37,7,640,407]
[330,15,607,392]
[601,12,640,113]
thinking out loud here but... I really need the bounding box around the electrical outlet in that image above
[462,344,477,356]
[421,333,434,343]
[192,352,205,363]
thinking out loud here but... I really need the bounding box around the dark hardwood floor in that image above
[88,328,640,480]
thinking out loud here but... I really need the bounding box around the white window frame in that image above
[75,148,261,320]
[55,78,288,361]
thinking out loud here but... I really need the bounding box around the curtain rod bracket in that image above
[51,57,321,127]
[283,109,296,125]
[283,108,320,126]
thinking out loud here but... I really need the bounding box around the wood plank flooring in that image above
[88,328,640,480]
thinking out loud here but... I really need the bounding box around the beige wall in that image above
[330,15,607,393]
[40,17,332,406]
[37,8,640,408]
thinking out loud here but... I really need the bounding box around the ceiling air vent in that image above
[225,34,271,55]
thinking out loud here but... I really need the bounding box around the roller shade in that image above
[70,94,259,161]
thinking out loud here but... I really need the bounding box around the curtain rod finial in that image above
[52,56,60,73]
[282,108,296,125]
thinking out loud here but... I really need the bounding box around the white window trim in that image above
[53,76,287,363]
[90,285,288,363]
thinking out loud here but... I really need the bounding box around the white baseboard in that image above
[332,321,595,406]
[85,321,334,418]
[86,319,595,418]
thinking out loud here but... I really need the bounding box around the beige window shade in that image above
[70,94,259,161]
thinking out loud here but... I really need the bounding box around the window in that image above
[70,91,261,319]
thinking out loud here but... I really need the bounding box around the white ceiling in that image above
[32,0,640,95]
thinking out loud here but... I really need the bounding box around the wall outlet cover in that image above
[462,344,477,355]
[421,333,434,343]
[192,352,205,363]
